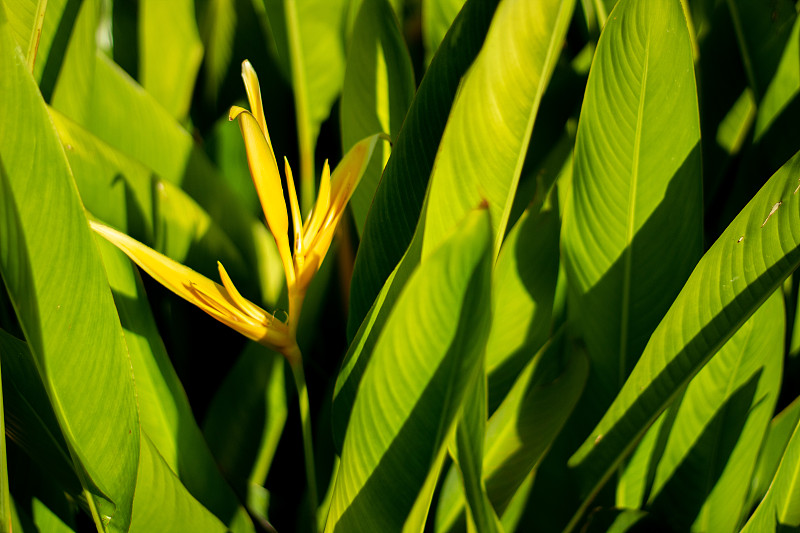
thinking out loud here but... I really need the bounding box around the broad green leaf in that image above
[485,207,560,410]
[139,0,204,120]
[753,15,800,140]
[561,0,703,412]
[334,0,574,452]
[726,0,796,100]
[741,414,800,531]
[422,0,466,64]
[748,395,800,510]
[96,238,255,532]
[30,499,76,533]
[0,7,139,530]
[568,139,800,530]
[325,207,493,532]
[422,0,575,259]
[340,0,414,236]
[129,435,228,533]
[436,333,589,533]
[49,0,99,125]
[202,342,287,516]
[346,0,501,340]
[646,290,783,533]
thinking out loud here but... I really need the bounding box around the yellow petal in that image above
[217,261,269,323]
[241,60,272,147]
[302,159,330,247]
[230,106,295,286]
[284,157,303,258]
[90,221,290,347]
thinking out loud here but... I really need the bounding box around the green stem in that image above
[284,0,316,216]
[288,348,319,533]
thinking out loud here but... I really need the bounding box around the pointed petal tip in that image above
[229,105,248,121]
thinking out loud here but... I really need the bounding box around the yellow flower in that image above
[92,59,380,362]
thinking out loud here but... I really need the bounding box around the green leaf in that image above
[568,127,800,531]
[452,363,502,533]
[421,0,466,64]
[325,207,493,532]
[0,330,82,500]
[346,0,501,340]
[421,0,575,259]
[340,0,414,236]
[753,15,800,140]
[436,332,589,533]
[741,414,800,531]
[139,0,204,120]
[646,290,783,533]
[95,238,255,532]
[202,342,287,515]
[748,395,800,511]
[727,0,796,100]
[561,0,703,412]
[335,0,575,453]
[129,435,229,533]
[485,206,560,410]
[0,6,139,530]
[197,0,236,104]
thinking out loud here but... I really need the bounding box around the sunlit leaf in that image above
[646,291,783,532]
[140,0,204,120]
[0,6,139,529]
[326,207,492,531]
[561,0,703,414]
[569,133,800,531]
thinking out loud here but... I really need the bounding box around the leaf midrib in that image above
[619,27,651,390]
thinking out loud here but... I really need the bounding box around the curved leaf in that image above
[561,0,703,411]
[129,435,228,533]
[646,290,783,533]
[0,7,139,529]
[334,0,575,454]
[485,207,560,410]
[568,134,800,529]
[741,413,800,531]
[96,238,255,532]
[140,0,204,120]
[346,0,501,340]
[325,207,493,532]
[748,394,800,510]
[421,0,575,259]
[436,333,588,533]
[340,0,414,235]
[421,0,466,64]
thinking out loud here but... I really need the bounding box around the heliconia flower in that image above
[92,59,381,362]
[230,60,381,325]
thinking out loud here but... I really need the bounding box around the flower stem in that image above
[288,347,319,533]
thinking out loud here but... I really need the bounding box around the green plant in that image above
[1,0,799,532]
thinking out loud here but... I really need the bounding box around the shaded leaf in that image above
[340,0,414,235]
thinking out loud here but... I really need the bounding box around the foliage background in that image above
[1,0,800,531]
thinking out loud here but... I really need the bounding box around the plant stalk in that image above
[287,346,319,533]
